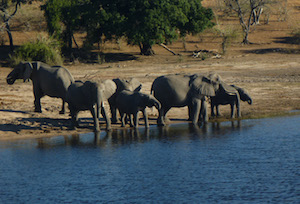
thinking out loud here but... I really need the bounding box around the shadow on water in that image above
[34,120,248,149]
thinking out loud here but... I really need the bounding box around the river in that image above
[0,115,299,203]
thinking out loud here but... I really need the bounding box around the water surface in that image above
[0,116,299,203]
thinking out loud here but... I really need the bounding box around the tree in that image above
[42,0,85,52]
[84,0,214,55]
[0,0,27,51]
[224,0,274,44]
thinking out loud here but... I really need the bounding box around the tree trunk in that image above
[5,23,14,52]
[140,43,155,55]
[242,31,250,44]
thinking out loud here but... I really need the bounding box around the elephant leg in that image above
[199,99,208,123]
[157,108,165,126]
[142,109,149,128]
[110,104,118,124]
[230,103,235,118]
[191,99,201,124]
[120,112,126,127]
[70,108,79,130]
[133,112,139,128]
[210,104,215,118]
[90,107,100,132]
[101,106,111,131]
[236,95,241,118]
[129,114,134,127]
[59,100,66,114]
[33,93,43,113]
[216,105,221,117]
[157,107,170,126]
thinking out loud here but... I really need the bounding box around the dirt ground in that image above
[0,1,299,141]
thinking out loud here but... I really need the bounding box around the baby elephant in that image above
[211,83,252,118]
[116,90,161,128]
[66,81,113,132]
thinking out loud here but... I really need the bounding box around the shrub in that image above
[10,35,63,66]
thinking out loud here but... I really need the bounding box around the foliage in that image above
[43,0,214,56]
[10,35,63,65]
[41,0,85,50]
[85,0,214,55]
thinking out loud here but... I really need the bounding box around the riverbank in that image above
[0,51,299,141]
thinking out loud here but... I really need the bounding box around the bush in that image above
[10,35,63,66]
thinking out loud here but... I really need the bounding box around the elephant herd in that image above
[6,61,252,132]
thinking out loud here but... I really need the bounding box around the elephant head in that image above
[6,62,33,84]
[189,73,222,97]
[113,78,142,92]
[139,93,161,110]
[231,85,252,105]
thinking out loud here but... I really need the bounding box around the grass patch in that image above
[10,35,63,66]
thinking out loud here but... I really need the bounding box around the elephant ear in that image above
[113,78,126,92]
[101,80,117,100]
[191,78,216,97]
[83,81,98,103]
[23,62,33,82]
[128,78,142,92]
[220,82,238,95]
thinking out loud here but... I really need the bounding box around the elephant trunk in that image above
[247,98,253,105]
[6,76,15,85]
[6,72,16,85]
[154,100,161,110]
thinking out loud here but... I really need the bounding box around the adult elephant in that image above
[115,90,161,128]
[66,80,116,132]
[109,78,142,124]
[211,83,252,118]
[6,61,74,114]
[151,73,222,126]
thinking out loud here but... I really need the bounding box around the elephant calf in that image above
[109,78,142,124]
[6,61,74,114]
[66,80,115,132]
[115,90,161,128]
[211,83,252,118]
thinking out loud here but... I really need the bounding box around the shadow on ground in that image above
[244,47,300,54]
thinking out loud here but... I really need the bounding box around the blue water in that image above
[0,116,299,203]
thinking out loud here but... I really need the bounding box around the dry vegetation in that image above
[0,0,299,140]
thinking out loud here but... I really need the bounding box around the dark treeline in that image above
[41,0,214,56]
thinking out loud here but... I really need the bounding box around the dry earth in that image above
[0,0,299,140]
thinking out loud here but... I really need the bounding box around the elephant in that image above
[151,73,222,126]
[115,90,161,128]
[211,83,252,118]
[66,80,116,132]
[108,78,142,124]
[6,61,74,114]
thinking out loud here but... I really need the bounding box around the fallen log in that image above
[159,43,180,55]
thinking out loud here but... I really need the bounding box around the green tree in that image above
[42,0,85,51]
[85,0,214,55]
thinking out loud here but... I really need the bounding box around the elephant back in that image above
[219,82,238,95]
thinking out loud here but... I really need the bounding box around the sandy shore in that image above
[0,52,300,141]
